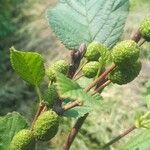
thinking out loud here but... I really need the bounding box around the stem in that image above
[63,114,88,150]
[63,100,82,111]
[138,39,146,47]
[31,102,45,129]
[95,61,103,78]
[85,64,116,92]
[91,80,111,96]
[35,86,42,102]
[74,74,84,81]
[73,61,88,79]
[102,125,136,149]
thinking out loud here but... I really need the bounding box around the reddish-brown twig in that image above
[91,80,111,96]
[102,125,136,149]
[63,114,88,150]
[85,64,116,92]
[63,100,82,111]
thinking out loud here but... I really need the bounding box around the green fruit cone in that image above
[43,85,59,108]
[84,42,101,61]
[139,17,150,41]
[82,61,100,78]
[85,42,109,61]
[109,61,142,85]
[46,60,69,81]
[10,129,35,150]
[33,110,59,141]
[112,40,140,66]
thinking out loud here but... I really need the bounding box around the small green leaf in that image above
[63,106,92,118]
[47,0,129,49]
[10,47,45,86]
[120,129,150,150]
[56,73,102,107]
[0,112,28,150]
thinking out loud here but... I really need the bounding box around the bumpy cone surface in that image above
[85,42,101,61]
[10,129,35,150]
[82,61,100,78]
[85,42,108,61]
[43,85,59,108]
[46,60,69,81]
[33,110,59,141]
[139,17,150,41]
[112,40,140,66]
[109,61,142,85]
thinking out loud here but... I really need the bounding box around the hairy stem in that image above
[102,125,136,149]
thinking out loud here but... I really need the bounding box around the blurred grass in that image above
[0,0,150,150]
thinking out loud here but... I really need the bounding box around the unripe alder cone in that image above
[43,85,59,108]
[82,61,100,78]
[112,40,140,66]
[139,17,150,41]
[46,60,69,81]
[10,129,35,150]
[85,42,101,61]
[33,110,59,141]
[109,61,141,85]
[85,42,108,61]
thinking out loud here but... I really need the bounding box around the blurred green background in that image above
[0,0,150,149]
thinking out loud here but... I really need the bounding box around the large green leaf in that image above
[56,73,102,107]
[120,129,150,150]
[0,112,28,150]
[47,0,129,49]
[10,47,45,86]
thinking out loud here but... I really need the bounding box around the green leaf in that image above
[56,73,102,107]
[10,47,45,86]
[0,112,28,150]
[63,106,92,118]
[47,0,129,49]
[120,129,150,150]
